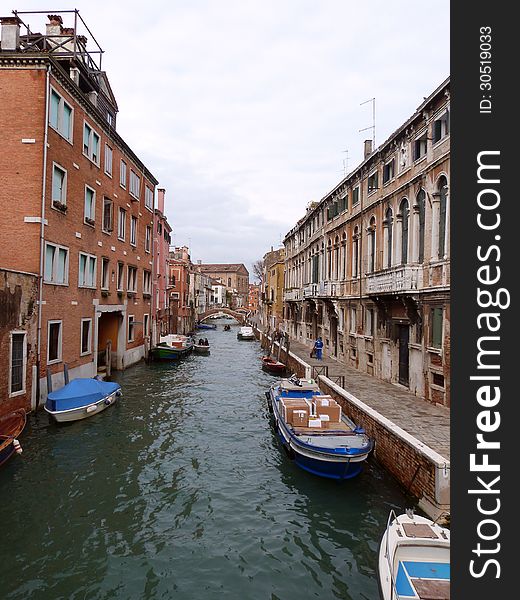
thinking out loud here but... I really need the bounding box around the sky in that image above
[13,1,450,276]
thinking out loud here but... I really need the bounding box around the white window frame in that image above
[118,208,126,241]
[101,257,110,290]
[128,315,135,342]
[44,242,69,285]
[120,159,127,189]
[117,261,125,291]
[432,108,450,145]
[383,158,395,185]
[130,215,137,247]
[130,170,141,200]
[143,313,149,337]
[49,87,74,143]
[145,225,152,253]
[127,266,137,292]
[367,170,378,195]
[413,130,428,162]
[143,270,152,295]
[350,307,357,334]
[51,162,68,208]
[78,252,97,288]
[47,320,63,365]
[9,331,27,397]
[145,186,154,211]
[104,144,113,177]
[102,197,113,233]
[352,185,360,206]
[83,121,101,166]
[84,185,96,225]
[80,318,92,356]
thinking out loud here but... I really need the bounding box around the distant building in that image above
[197,264,249,308]
[168,247,194,334]
[0,12,158,408]
[248,283,259,313]
[260,248,285,332]
[154,189,172,338]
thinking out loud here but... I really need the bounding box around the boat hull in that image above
[151,346,193,361]
[193,345,210,354]
[45,389,120,423]
[269,385,372,480]
[237,334,255,340]
[0,409,26,467]
[261,358,286,374]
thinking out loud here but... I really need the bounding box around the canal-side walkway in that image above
[284,338,450,460]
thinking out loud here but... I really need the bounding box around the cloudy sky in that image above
[15,0,449,275]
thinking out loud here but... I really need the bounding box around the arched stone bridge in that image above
[199,307,250,324]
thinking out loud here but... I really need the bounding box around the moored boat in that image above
[223,324,231,331]
[261,355,286,374]
[237,326,255,340]
[378,509,450,600]
[151,334,194,361]
[44,378,122,423]
[195,323,217,330]
[267,376,373,479]
[0,409,26,467]
[193,341,211,354]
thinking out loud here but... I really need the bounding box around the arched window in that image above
[327,239,332,279]
[368,216,376,272]
[353,227,359,277]
[385,207,393,268]
[417,189,426,262]
[334,236,340,280]
[400,198,409,264]
[438,176,448,258]
[342,232,347,279]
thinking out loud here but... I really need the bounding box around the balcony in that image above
[366,265,419,295]
[284,289,303,301]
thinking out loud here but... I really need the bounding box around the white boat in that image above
[237,326,255,340]
[378,509,450,600]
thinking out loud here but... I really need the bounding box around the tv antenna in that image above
[342,148,350,177]
[359,97,376,148]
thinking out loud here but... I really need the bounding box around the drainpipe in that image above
[36,63,51,407]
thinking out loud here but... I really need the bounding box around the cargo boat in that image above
[151,334,194,361]
[266,376,373,479]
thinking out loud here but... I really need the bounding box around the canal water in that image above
[1,320,412,600]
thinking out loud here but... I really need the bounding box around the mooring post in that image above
[46,370,53,394]
[63,363,69,385]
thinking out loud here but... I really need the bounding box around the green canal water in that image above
[1,320,413,600]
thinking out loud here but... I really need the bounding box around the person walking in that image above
[313,337,323,360]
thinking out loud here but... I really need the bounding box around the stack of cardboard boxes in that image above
[280,395,342,429]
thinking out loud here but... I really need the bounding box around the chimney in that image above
[1,16,21,51]
[364,139,373,159]
[70,66,80,85]
[88,90,98,107]
[46,14,63,36]
[157,188,165,213]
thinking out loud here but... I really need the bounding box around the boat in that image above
[151,334,194,361]
[378,509,450,600]
[223,324,231,331]
[266,376,373,479]
[44,378,122,423]
[237,326,255,340]
[261,355,286,374]
[0,409,26,467]
[195,323,217,330]
[193,341,211,354]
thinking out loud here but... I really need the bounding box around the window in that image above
[79,253,97,288]
[52,163,67,208]
[143,270,152,295]
[101,257,110,290]
[103,198,113,232]
[350,307,357,334]
[430,307,443,348]
[47,320,62,364]
[385,207,393,268]
[433,109,450,144]
[128,315,135,342]
[400,199,409,264]
[84,186,95,224]
[352,186,360,206]
[417,189,426,262]
[438,177,448,259]
[117,262,124,290]
[80,318,92,355]
[368,217,376,273]
[383,159,395,184]
[413,132,427,161]
[104,144,113,176]
[145,225,152,253]
[130,216,137,246]
[127,266,137,292]
[338,194,347,213]
[120,160,127,188]
[145,186,154,210]
[130,170,140,200]
[118,208,126,241]
[83,122,100,164]
[432,372,445,387]
[352,229,359,277]
[44,242,68,285]
[366,308,375,337]
[143,314,149,337]
[49,89,73,141]
[10,332,26,396]
[367,171,378,194]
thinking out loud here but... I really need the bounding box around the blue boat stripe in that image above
[403,561,450,580]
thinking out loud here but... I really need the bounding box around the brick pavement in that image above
[285,338,451,460]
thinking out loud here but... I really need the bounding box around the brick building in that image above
[197,264,249,308]
[0,12,158,403]
[247,283,259,314]
[259,248,285,333]
[283,78,450,406]
[154,188,172,337]
[168,246,194,334]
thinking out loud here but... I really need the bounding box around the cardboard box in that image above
[308,418,322,428]
[281,399,310,425]
[292,410,308,427]
[314,399,341,422]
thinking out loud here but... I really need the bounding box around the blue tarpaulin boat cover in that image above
[45,378,121,412]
